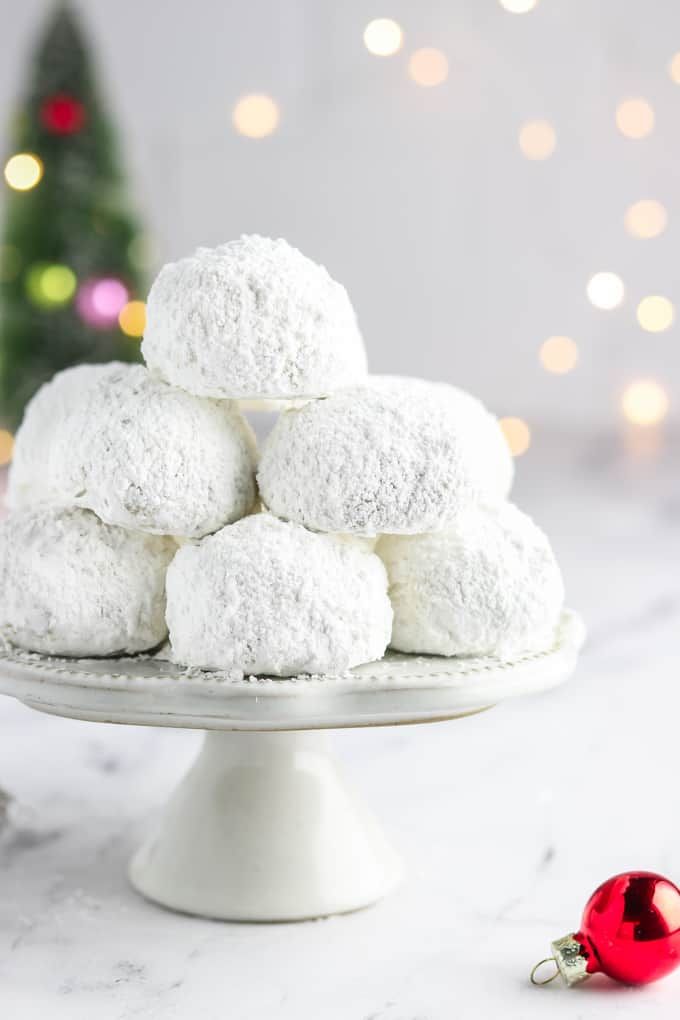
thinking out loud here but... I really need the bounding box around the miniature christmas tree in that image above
[0,2,146,433]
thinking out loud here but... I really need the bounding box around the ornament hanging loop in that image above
[530,957,560,986]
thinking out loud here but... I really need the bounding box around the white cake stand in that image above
[0,609,584,922]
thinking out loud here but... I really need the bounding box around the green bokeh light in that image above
[25,262,77,307]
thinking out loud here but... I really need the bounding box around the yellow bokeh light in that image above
[518,120,556,160]
[670,52,680,84]
[4,152,43,191]
[499,416,531,457]
[636,295,675,333]
[232,94,280,139]
[0,429,14,467]
[363,18,403,57]
[118,299,146,338]
[621,380,669,426]
[586,272,624,310]
[25,263,76,308]
[499,0,538,11]
[539,335,579,375]
[615,98,654,139]
[407,48,449,87]
[624,199,667,240]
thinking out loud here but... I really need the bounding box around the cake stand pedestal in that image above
[0,610,584,922]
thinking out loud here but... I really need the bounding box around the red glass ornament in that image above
[41,94,86,135]
[532,871,680,987]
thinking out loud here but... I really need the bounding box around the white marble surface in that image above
[1,429,678,1018]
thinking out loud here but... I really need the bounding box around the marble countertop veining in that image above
[1,430,679,1019]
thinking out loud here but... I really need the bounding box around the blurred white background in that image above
[2,0,679,441]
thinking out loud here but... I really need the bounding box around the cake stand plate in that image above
[0,610,584,922]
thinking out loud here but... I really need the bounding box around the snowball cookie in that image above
[50,364,257,538]
[368,375,513,503]
[7,362,124,508]
[0,506,175,656]
[258,384,509,536]
[377,502,564,659]
[141,235,367,399]
[166,514,392,675]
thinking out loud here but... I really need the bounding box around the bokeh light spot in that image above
[637,295,675,332]
[41,94,86,135]
[621,380,669,426]
[77,277,129,328]
[499,0,539,11]
[670,52,680,84]
[232,94,280,138]
[118,300,146,338]
[616,98,654,139]
[4,153,43,191]
[363,18,403,56]
[624,199,667,239]
[0,430,14,467]
[25,263,76,308]
[41,265,76,304]
[586,272,624,310]
[499,417,531,456]
[518,120,556,160]
[539,336,579,375]
[407,48,449,87]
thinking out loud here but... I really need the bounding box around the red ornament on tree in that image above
[531,871,680,987]
[41,93,86,135]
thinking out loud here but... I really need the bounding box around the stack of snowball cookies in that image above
[0,236,564,677]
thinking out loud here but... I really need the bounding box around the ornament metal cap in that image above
[530,933,590,987]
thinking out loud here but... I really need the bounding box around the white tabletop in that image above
[1,429,678,1018]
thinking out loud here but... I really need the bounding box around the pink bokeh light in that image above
[76,277,129,328]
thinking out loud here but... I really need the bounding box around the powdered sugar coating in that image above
[49,364,257,538]
[369,375,513,503]
[378,503,564,658]
[166,514,392,675]
[8,363,125,508]
[258,383,508,536]
[142,235,368,399]
[0,507,176,656]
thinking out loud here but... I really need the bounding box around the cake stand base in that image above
[129,730,403,921]
[0,610,585,923]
